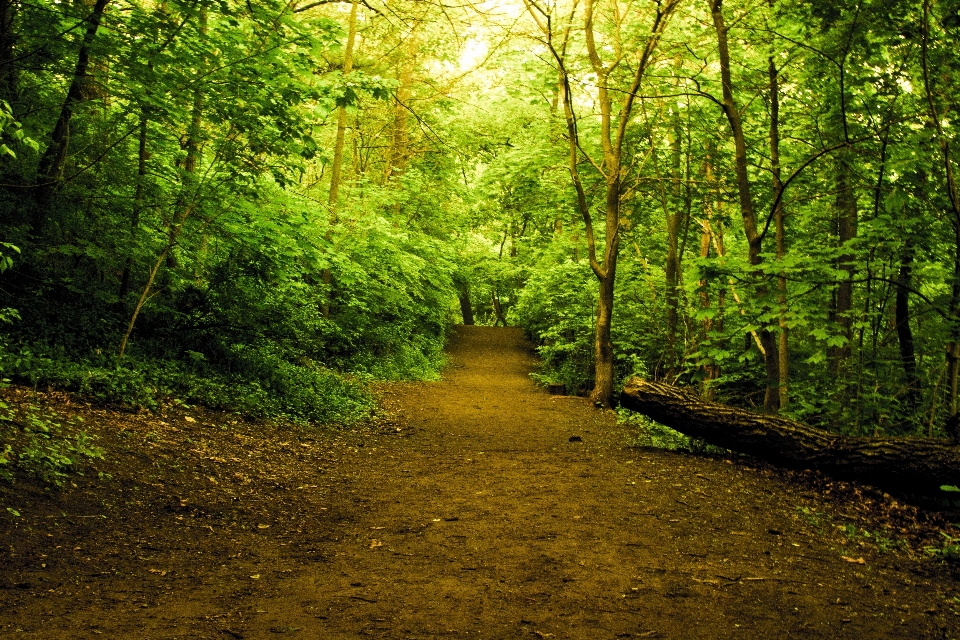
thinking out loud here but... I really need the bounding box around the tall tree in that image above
[32,0,110,237]
[526,0,680,406]
[709,0,781,413]
[921,0,960,423]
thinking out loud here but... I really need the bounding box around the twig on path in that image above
[348,595,378,603]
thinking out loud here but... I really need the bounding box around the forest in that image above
[8,1,960,632]
[1,0,960,463]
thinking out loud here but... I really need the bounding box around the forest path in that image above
[233,326,956,638]
[3,326,959,639]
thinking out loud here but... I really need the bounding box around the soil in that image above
[3,325,960,638]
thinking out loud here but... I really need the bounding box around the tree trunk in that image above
[769,55,789,410]
[896,243,921,409]
[458,288,474,326]
[592,241,617,406]
[711,0,779,413]
[922,0,960,425]
[698,219,713,337]
[663,176,681,373]
[33,0,111,236]
[643,99,683,378]
[491,290,506,327]
[321,0,358,316]
[328,0,358,208]
[699,152,724,396]
[830,150,857,377]
[383,29,415,184]
[621,378,960,495]
[160,7,205,294]
[643,102,680,374]
[527,0,677,407]
[118,110,148,303]
[663,113,685,372]
[119,6,207,356]
[0,0,18,103]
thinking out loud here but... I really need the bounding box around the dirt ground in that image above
[3,325,960,638]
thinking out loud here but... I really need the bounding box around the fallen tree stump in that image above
[621,378,960,495]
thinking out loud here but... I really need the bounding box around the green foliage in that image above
[798,506,908,555]
[511,231,686,398]
[925,532,960,562]
[0,443,12,482]
[841,523,904,554]
[322,206,456,380]
[0,100,37,159]
[2,0,960,457]
[0,242,19,326]
[796,506,831,533]
[0,398,103,486]
[619,409,723,455]
[512,245,597,394]
[0,0,443,430]
[0,345,372,425]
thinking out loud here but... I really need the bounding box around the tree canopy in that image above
[0,0,958,442]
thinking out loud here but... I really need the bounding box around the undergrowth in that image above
[796,506,911,556]
[0,393,104,494]
[925,532,960,562]
[619,408,726,455]
[0,343,373,425]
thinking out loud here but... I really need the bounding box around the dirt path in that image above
[3,325,960,638]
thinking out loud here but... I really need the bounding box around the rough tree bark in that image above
[621,378,960,494]
[458,289,474,325]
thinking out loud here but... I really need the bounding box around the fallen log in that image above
[620,378,960,495]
